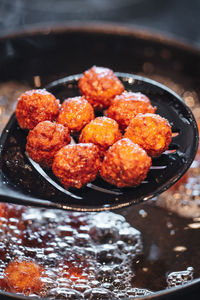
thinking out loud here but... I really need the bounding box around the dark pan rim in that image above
[0,278,200,300]
[0,24,199,299]
[0,22,200,56]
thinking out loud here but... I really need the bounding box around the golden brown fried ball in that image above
[52,143,101,188]
[4,259,43,295]
[100,138,152,187]
[16,89,60,130]
[26,121,71,168]
[78,66,124,110]
[124,113,172,157]
[79,117,122,157]
[57,96,95,133]
[106,91,157,130]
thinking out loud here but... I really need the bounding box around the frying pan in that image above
[0,72,198,211]
[0,24,200,299]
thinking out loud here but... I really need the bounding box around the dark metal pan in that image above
[0,25,200,300]
[0,73,198,211]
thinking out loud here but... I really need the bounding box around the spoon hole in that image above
[172,132,180,138]
[164,149,177,154]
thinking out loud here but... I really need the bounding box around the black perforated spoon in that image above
[0,73,199,211]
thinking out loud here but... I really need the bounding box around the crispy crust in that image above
[79,116,122,157]
[78,66,124,110]
[106,91,156,130]
[52,143,101,188]
[57,96,95,132]
[4,260,43,295]
[16,89,60,130]
[26,121,71,168]
[124,113,172,157]
[100,138,152,187]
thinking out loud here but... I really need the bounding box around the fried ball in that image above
[79,117,122,157]
[52,143,101,188]
[106,91,157,130]
[26,121,71,168]
[100,138,152,187]
[124,113,172,157]
[57,96,95,132]
[4,259,43,295]
[78,66,124,110]
[16,89,60,130]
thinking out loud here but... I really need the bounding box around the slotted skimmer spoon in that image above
[0,73,199,211]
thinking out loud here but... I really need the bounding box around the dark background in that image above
[0,0,200,49]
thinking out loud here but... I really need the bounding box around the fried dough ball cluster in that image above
[26,121,71,168]
[15,66,172,189]
[3,259,43,295]
[106,91,157,130]
[100,138,152,187]
[52,143,101,188]
[57,96,95,132]
[78,66,124,110]
[16,89,60,130]
[79,116,122,157]
[124,113,172,157]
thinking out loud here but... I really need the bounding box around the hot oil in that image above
[0,205,153,298]
[123,204,199,292]
[0,203,199,298]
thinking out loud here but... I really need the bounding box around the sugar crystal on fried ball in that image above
[16,89,60,130]
[26,120,71,168]
[100,138,152,187]
[124,113,172,157]
[78,66,124,110]
[79,116,122,157]
[106,91,157,130]
[52,143,101,188]
[3,259,43,295]
[57,96,95,133]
